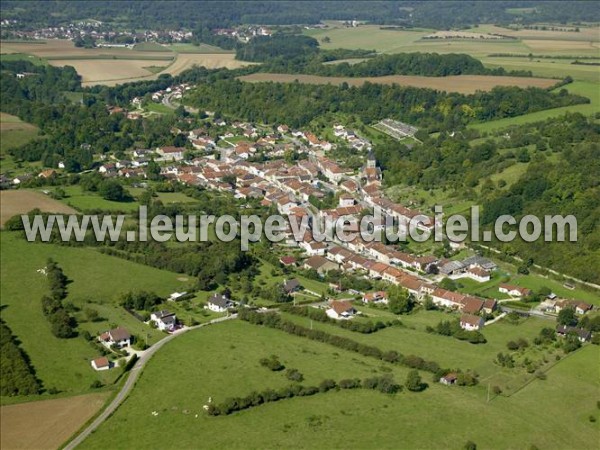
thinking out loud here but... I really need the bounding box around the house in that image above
[439,373,458,385]
[38,169,57,179]
[12,174,32,185]
[460,314,484,331]
[279,256,297,267]
[326,300,356,320]
[300,240,327,256]
[156,146,185,161]
[99,327,132,348]
[207,293,233,312]
[150,310,177,331]
[362,291,388,305]
[555,299,592,315]
[303,255,338,275]
[482,299,497,314]
[499,284,531,297]
[91,357,111,371]
[555,325,591,342]
[465,267,491,283]
[283,279,301,294]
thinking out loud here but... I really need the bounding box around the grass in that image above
[166,43,234,54]
[470,81,599,133]
[56,186,141,212]
[128,188,198,204]
[481,56,600,83]
[79,319,599,449]
[0,52,47,65]
[0,113,41,172]
[0,232,191,399]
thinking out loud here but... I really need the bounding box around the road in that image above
[64,315,236,450]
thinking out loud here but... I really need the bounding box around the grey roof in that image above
[556,325,591,340]
[439,260,465,275]
[109,327,131,341]
[153,310,174,320]
[283,279,301,293]
[209,294,232,308]
[462,256,497,270]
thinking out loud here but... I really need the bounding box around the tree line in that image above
[0,320,41,396]
[40,259,77,338]
[238,308,478,385]
[207,373,402,416]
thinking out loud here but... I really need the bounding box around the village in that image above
[78,82,595,373]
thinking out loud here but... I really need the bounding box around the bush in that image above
[259,355,285,371]
[285,368,304,382]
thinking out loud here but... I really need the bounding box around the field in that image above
[0,392,109,450]
[0,113,41,172]
[0,39,252,86]
[306,23,600,58]
[0,190,77,227]
[79,319,599,449]
[238,73,557,94]
[0,231,190,397]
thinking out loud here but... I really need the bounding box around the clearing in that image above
[238,73,557,94]
[0,190,77,227]
[0,392,109,450]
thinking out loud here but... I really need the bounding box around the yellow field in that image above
[0,190,77,226]
[238,73,557,94]
[0,39,254,86]
[0,392,108,450]
[92,53,254,86]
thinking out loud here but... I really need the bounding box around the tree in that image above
[557,307,576,326]
[99,180,127,202]
[388,286,413,314]
[405,369,425,392]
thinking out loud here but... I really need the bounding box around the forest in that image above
[185,77,586,130]
[2,1,598,31]
[378,113,600,283]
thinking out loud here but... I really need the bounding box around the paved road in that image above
[64,315,236,449]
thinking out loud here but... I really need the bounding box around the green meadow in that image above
[0,232,190,399]
[80,319,599,449]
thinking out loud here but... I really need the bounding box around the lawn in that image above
[56,186,141,213]
[0,232,190,399]
[128,188,198,204]
[79,319,599,449]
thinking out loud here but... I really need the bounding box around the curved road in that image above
[64,315,236,449]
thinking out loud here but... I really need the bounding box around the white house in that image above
[460,314,484,331]
[326,300,356,320]
[99,327,132,348]
[207,293,233,312]
[362,291,388,305]
[150,310,177,331]
[156,146,185,162]
[91,357,111,371]
[499,284,531,297]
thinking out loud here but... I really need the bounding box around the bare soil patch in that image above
[0,392,108,450]
[0,190,77,227]
[238,73,557,94]
[48,59,157,83]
